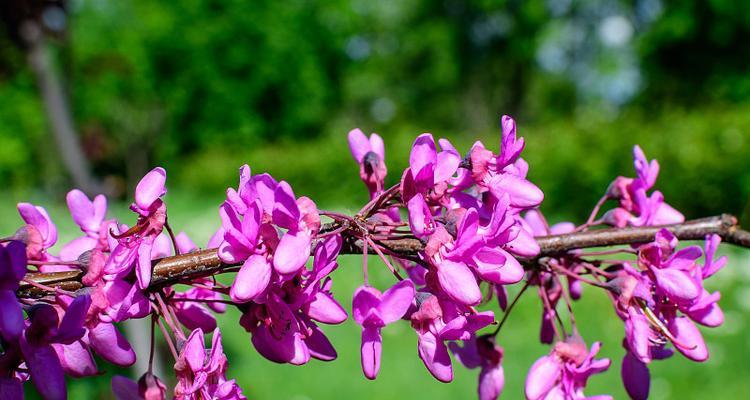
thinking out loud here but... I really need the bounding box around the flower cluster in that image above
[218,167,347,365]
[610,230,725,399]
[3,115,737,400]
[602,146,684,227]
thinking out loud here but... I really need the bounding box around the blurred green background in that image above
[2,0,750,399]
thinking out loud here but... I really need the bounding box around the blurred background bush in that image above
[2,1,750,399]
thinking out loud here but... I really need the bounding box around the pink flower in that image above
[525,336,611,400]
[352,280,415,379]
[603,146,684,227]
[451,335,506,400]
[174,328,246,400]
[238,236,346,366]
[19,295,92,400]
[469,116,543,209]
[0,241,26,342]
[348,128,387,197]
[16,202,57,262]
[271,181,320,275]
[410,295,494,382]
[107,167,168,289]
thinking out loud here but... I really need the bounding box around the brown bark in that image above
[17,214,750,298]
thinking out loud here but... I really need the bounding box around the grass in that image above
[4,191,750,399]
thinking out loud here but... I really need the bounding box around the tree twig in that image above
[16,214,750,298]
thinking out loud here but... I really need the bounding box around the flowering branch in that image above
[3,117,747,400]
[17,214,750,298]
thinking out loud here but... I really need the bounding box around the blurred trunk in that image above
[24,23,103,195]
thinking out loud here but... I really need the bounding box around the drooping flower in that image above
[348,128,387,197]
[352,280,415,379]
[238,235,346,366]
[174,328,246,400]
[410,295,494,382]
[451,335,505,400]
[19,294,92,400]
[525,336,611,400]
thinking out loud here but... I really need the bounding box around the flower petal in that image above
[231,255,272,303]
[652,268,699,301]
[0,290,23,341]
[437,260,481,306]
[273,230,311,275]
[88,323,136,366]
[524,355,561,400]
[472,247,524,285]
[135,167,167,210]
[621,352,650,400]
[361,326,382,379]
[487,174,544,208]
[668,316,708,362]
[417,332,453,383]
[377,280,415,324]
[305,292,348,324]
[479,364,504,400]
[347,128,371,163]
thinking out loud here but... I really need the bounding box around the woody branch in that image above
[17,214,750,298]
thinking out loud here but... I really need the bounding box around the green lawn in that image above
[4,192,749,399]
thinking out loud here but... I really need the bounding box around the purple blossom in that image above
[603,146,684,227]
[107,167,168,289]
[525,336,611,400]
[410,295,494,382]
[271,181,320,275]
[451,335,505,400]
[59,190,116,265]
[401,133,461,229]
[174,328,246,400]
[348,128,387,197]
[469,116,543,209]
[19,294,92,400]
[238,235,346,365]
[0,241,27,342]
[16,203,57,262]
[352,280,415,379]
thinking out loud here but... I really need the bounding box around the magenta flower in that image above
[16,202,57,262]
[19,294,91,400]
[352,280,415,379]
[174,328,246,400]
[348,128,387,196]
[451,335,505,400]
[469,116,543,209]
[422,204,523,306]
[0,241,27,342]
[410,295,494,382]
[525,336,611,400]
[401,133,461,205]
[59,189,109,261]
[238,236,346,366]
[107,167,168,289]
[603,146,684,227]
